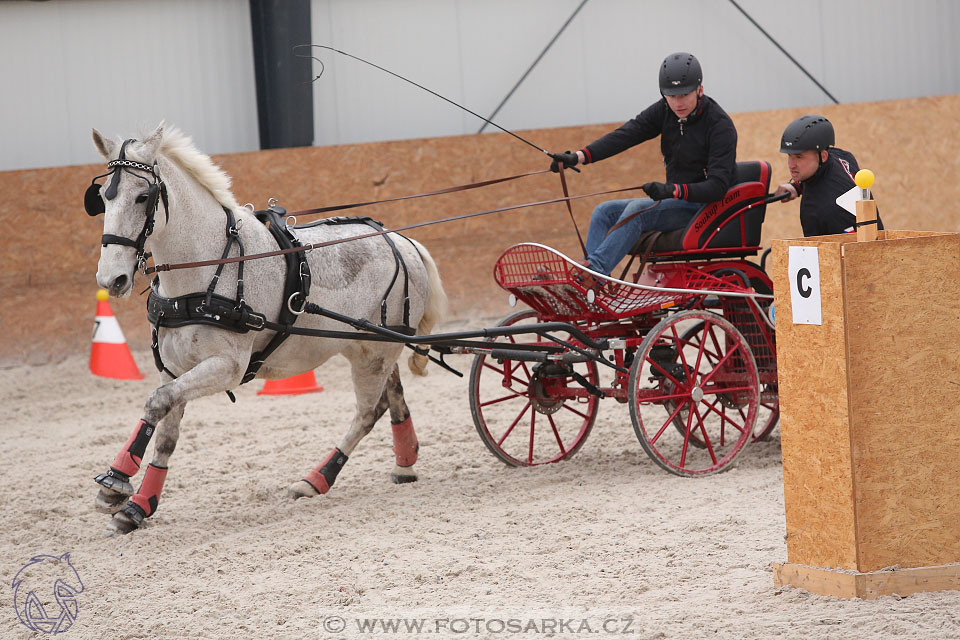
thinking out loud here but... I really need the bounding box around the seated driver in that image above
[550,52,737,277]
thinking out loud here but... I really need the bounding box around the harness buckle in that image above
[245,312,266,330]
[287,292,307,316]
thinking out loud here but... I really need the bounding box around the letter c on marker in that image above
[796,268,813,298]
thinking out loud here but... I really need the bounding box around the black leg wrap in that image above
[120,501,146,527]
[321,449,348,486]
[129,419,156,460]
[303,448,349,494]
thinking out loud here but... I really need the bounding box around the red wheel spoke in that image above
[698,341,744,386]
[646,357,687,388]
[482,359,530,387]
[679,397,697,467]
[527,411,536,464]
[699,396,750,434]
[496,401,531,446]
[559,403,593,420]
[649,400,687,445]
[479,391,525,408]
[690,403,719,465]
[547,414,567,455]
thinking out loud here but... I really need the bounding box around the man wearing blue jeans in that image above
[550,52,738,276]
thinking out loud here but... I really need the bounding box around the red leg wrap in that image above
[110,419,155,477]
[391,418,419,467]
[303,448,348,495]
[129,464,168,518]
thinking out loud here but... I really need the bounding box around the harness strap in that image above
[556,166,587,258]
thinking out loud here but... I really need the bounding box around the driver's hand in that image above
[774,183,798,202]
[549,151,579,173]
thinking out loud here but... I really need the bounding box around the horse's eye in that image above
[135,193,149,204]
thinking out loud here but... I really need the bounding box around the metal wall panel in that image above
[2,0,958,170]
[0,0,258,171]
[309,0,960,147]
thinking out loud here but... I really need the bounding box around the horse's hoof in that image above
[106,511,139,536]
[391,472,418,484]
[94,489,129,514]
[286,480,318,500]
[94,471,134,496]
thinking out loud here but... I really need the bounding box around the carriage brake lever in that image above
[406,344,463,377]
[570,370,604,398]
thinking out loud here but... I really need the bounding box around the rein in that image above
[145,176,643,275]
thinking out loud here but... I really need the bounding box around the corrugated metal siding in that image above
[0,0,258,171]
[309,0,960,145]
[1,0,958,170]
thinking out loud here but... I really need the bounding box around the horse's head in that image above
[88,125,166,297]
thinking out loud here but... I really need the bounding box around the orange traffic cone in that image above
[90,289,144,380]
[257,371,324,396]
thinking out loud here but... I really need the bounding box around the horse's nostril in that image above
[111,274,129,294]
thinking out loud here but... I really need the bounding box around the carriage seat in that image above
[630,161,773,261]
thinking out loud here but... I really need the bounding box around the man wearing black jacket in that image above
[774,114,882,236]
[550,52,737,276]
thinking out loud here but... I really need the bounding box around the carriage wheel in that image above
[469,309,600,466]
[676,321,779,443]
[754,385,780,441]
[628,310,759,476]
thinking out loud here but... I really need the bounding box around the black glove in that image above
[642,182,678,201]
[549,150,579,173]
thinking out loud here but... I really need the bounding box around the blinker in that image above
[84,182,105,216]
[145,184,159,216]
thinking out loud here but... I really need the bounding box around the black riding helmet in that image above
[780,115,835,153]
[659,52,702,96]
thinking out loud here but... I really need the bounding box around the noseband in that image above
[84,138,169,272]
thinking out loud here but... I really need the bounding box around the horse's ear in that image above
[92,129,117,159]
[139,123,165,159]
[59,552,71,563]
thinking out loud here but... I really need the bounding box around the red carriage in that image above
[467,161,783,476]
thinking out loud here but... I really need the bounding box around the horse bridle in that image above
[84,138,169,272]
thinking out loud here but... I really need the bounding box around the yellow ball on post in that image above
[96,288,110,302]
[855,169,875,190]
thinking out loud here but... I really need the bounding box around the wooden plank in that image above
[773,563,858,599]
[771,239,858,569]
[774,562,960,600]
[861,563,960,598]
[855,199,879,242]
[842,233,960,571]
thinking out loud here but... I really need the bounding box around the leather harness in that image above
[147,207,414,394]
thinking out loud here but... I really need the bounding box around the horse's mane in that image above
[157,126,240,212]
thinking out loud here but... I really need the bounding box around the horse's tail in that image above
[407,238,447,376]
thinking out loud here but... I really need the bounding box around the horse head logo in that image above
[11,553,84,634]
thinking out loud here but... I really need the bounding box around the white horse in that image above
[89,124,447,535]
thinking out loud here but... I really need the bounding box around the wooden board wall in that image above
[842,231,960,571]
[2,94,960,365]
[774,230,960,572]
[771,238,859,570]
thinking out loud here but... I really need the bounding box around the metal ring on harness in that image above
[287,292,307,315]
